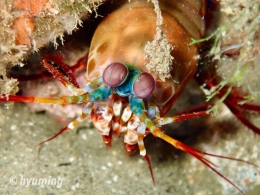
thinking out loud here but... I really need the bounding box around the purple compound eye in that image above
[133,73,155,99]
[102,63,128,87]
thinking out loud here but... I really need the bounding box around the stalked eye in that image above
[102,63,128,87]
[133,73,155,99]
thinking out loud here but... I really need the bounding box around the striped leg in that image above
[147,103,210,126]
[136,122,155,184]
[142,115,258,195]
[38,109,90,145]
[130,97,257,194]
[0,80,111,106]
[156,110,209,126]
[0,94,90,105]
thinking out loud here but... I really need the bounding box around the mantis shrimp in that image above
[1,0,259,194]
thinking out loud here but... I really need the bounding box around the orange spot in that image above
[87,59,96,75]
[138,145,145,151]
[12,16,35,45]
[13,0,48,15]
[12,0,48,46]
[13,0,30,11]
[72,120,79,127]
[80,113,87,119]
[244,178,250,185]
[29,0,48,15]
[97,43,108,54]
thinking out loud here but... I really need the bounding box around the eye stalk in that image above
[102,63,128,87]
[133,72,155,99]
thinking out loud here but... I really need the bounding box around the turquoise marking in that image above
[89,85,112,101]
[88,64,148,119]
[128,73,140,95]
[115,79,131,97]
[129,96,145,117]
[115,64,141,97]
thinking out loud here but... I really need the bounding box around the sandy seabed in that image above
[1,83,260,195]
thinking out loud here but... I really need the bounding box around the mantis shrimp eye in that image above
[103,63,128,87]
[133,73,155,99]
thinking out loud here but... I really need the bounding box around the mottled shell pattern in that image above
[87,0,206,115]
